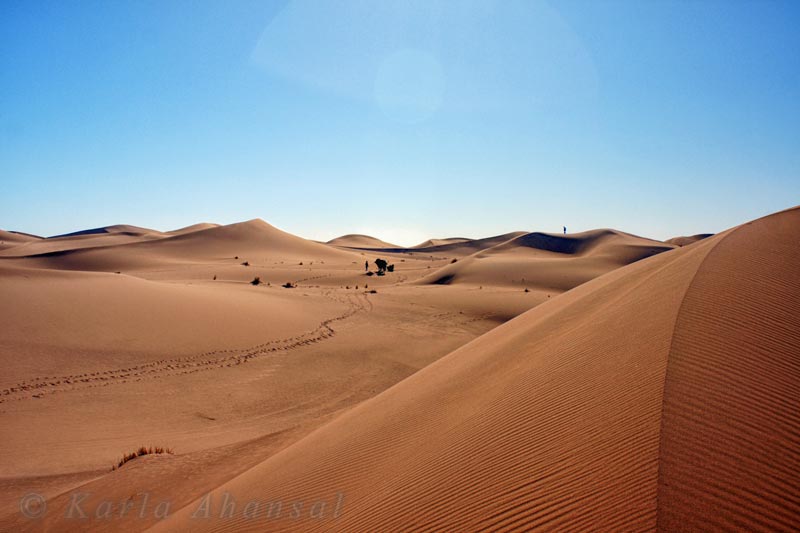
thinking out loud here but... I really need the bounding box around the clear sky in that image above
[2,0,798,245]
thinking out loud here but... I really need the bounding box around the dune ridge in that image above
[166,222,221,235]
[412,237,471,248]
[326,234,400,249]
[49,224,163,238]
[665,233,714,247]
[148,207,799,532]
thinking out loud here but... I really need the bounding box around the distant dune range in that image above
[0,219,360,271]
[418,229,675,291]
[149,207,799,532]
[0,209,796,531]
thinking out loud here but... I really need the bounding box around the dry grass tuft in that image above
[112,446,174,471]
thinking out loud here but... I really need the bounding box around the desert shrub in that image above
[374,258,388,272]
[376,270,385,276]
[387,264,395,272]
[368,289,377,294]
[112,446,173,471]
[251,277,261,286]
[242,261,250,266]
[451,258,458,264]
[282,282,295,288]
[524,288,530,293]
[366,271,374,276]
[299,262,303,265]
[213,275,217,280]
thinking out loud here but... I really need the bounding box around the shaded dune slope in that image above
[420,228,674,290]
[150,207,799,532]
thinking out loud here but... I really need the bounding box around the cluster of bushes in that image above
[371,258,395,276]
[112,446,173,471]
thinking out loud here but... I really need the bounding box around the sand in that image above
[417,228,675,292]
[326,234,401,249]
[665,233,714,247]
[0,208,796,531]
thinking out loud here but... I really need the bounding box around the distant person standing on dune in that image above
[563,226,567,235]
[365,260,369,272]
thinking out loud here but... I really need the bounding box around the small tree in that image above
[251,277,261,286]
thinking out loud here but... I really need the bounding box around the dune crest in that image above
[665,233,714,247]
[412,237,471,248]
[326,234,400,249]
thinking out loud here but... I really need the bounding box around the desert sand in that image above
[0,208,797,531]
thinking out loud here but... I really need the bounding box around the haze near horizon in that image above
[1,0,798,244]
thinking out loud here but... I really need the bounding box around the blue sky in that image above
[1,0,798,245]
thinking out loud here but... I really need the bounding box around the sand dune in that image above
[0,229,41,243]
[326,234,400,249]
[166,222,221,236]
[665,233,714,246]
[3,219,361,272]
[0,229,166,258]
[50,224,164,238]
[148,207,799,532]
[0,264,346,391]
[412,237,471,248]
[0,230,42,251]
[1,210,797,532]
[419,228,674,291]
[373,231,528,258]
